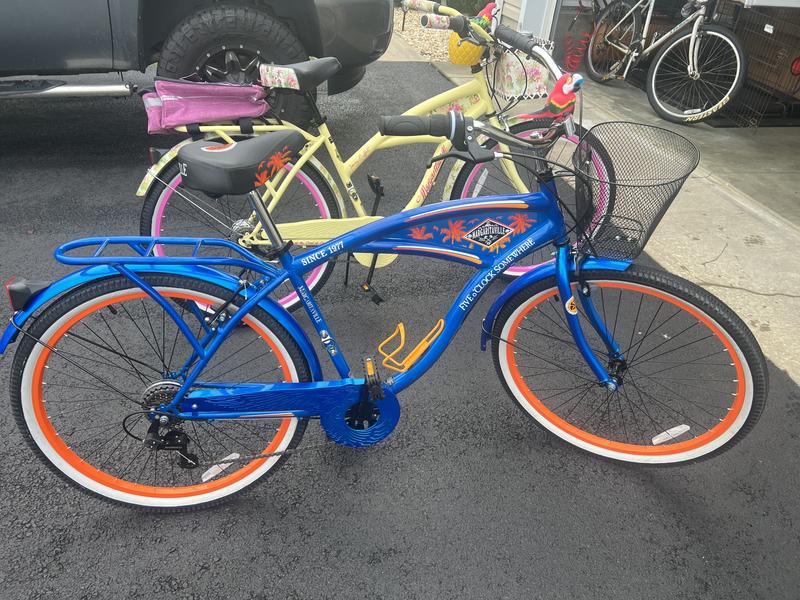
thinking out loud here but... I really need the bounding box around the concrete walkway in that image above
[382,41,800,382]
[379,34,425,62]
[579,78,800,384]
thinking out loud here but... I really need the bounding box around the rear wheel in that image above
[646,25,746,124]
[492,265,767,464]
[586,1,641,83]
[10,274,311,511]
[140,158,340,311]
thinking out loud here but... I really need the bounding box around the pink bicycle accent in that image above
[142,79,268,135]
[151,164,330,307]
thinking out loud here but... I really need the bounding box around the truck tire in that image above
[157,4,314,127]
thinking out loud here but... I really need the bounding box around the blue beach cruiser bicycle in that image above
[3,112,767,510]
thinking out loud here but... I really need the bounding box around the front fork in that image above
[554,243,624,390]
[687,11,704,78]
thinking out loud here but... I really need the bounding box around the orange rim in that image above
[505,281,746,456]
[30,290,295,499]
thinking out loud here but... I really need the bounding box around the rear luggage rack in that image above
[54,236,277,276]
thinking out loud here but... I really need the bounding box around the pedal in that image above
[360,282,384,304]
[364,357,384,400]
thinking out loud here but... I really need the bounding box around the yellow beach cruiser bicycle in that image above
[136,1,603,309]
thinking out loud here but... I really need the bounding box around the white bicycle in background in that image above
[586,0,747,124]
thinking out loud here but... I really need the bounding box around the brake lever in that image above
[461,30,488,47]
[428,142,495,167]
[428,151,471,167]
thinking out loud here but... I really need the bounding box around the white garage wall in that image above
[500,0,560,37]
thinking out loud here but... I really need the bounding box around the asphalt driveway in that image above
[0,61,798,599]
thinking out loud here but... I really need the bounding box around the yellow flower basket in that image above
[448,32,484,66]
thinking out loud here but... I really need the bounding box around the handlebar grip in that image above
[402,0,440,13]
[494,24,545,55]
[420,14,450,30]
[420,14,469,34]
[379,115,452,138]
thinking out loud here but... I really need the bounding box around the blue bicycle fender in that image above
[479,258,632,351]
[0,264,323,381]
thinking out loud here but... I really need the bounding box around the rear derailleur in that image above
[143,420,199,469]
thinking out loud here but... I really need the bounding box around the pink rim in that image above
[459,131,610,276]
[152,164,331,307]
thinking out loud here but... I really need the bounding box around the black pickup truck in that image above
[0,0,393,123]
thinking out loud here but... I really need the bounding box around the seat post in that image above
[248,190,284,248]
[304,91,326,127]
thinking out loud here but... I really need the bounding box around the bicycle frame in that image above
[44,184,628,427]
[603,0,706,79]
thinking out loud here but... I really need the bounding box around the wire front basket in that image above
[570,122,700,261]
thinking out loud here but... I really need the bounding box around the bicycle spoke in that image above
[626,371,711,433]
[619,382,664,439]
[28,282,301,495]
[207,350,276,381]
[629,369,727,418]
[502,274,746,449]
[62,332,141,376]
[653,31,740,118]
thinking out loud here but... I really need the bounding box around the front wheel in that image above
[646,25,746,124]
[10,274,312,511]
[491,265,767,464]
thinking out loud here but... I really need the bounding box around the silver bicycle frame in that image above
[602,0,707,79]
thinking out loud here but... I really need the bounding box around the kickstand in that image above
[344,253,353,286]
[360,175,386,304]
[361,257,384,304]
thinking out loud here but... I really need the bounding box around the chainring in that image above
[319,387,400,448]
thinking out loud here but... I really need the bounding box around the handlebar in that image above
[380,111,562,154]
[402,0,493,42]
[494,25,545,56]
[403,0,439,12]
[379,114,454,138]
[420,14,469,35]
[407,1,563,82]
[494,24,563,80]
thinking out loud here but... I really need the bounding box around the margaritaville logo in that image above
[463,219,513,248]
